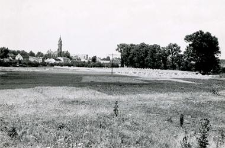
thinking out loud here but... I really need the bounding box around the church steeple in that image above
[58,36,62,57]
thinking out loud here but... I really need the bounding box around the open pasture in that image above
[0,67,225,148]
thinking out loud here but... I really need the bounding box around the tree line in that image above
[0,48,72,59]
[116,30,221,74]
[0,47,120,68]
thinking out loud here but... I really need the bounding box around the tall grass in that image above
[0,86,225,147]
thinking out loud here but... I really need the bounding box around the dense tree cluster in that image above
[116,43,183,70]
[116,30,221,74]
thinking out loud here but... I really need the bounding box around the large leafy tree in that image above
[29,51,36,57]
[19,50,29,58]
[133,43,148,68]
[62,51,71,59]
[91,56,97,63]
[145,44,162,69]
[184,30,220,74]
[44,49,54,59]
[165,43,181,70]
[161,47,169,69]
[9,50,19,55]
[0,47,9,58]
[116,43,133,67]
[36,51,44,57]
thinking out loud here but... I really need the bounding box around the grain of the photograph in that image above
[0,0,225,147]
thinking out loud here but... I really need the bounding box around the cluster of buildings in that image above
[6,37,71,65]
[39,36,71,64]
[71,54,89,62]
[3,53,44,64]
[1,36,121,66]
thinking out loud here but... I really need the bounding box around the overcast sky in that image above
[0,0,224,58]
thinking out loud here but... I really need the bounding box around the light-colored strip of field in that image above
[138,77,197,84]
[0,86,224,115]
[0,86,224,123]
[81,76,147,83]
[113,68,217,79]
[0,67,46,72]
[0,87,110,118]
[54,67,220,79]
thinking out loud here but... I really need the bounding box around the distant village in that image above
[1,36,225,72]
[0,37,121,67]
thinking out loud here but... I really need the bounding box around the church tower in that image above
[58,36,62,57]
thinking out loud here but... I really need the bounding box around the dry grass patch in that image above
[0,87,225,147]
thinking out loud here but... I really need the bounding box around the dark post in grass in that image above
[109,53,117,75]
[180,114,184,127]
[114,101,119,117]
[111,53,113,75]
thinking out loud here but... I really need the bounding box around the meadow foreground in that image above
[0,68,225,148]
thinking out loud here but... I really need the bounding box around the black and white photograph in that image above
[0,0,225,147]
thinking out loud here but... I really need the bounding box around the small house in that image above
[45,58,56,64]
[29,56,43,63]
[15,54,23,61]
[56,57,71,63]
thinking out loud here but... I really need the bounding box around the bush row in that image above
[0,60,119,68]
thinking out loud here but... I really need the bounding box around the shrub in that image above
[40,62,47,66]
[113,101,119,117]
[216,129,225,148]
[211,84,220,96]
[221,67,225,73]
[198,119,211,148]
[27,61,39,67]
[7,127,18,139]
[181,135,192,148]
[0,60,10,67]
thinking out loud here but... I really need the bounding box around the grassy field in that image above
[0,68,225,148]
